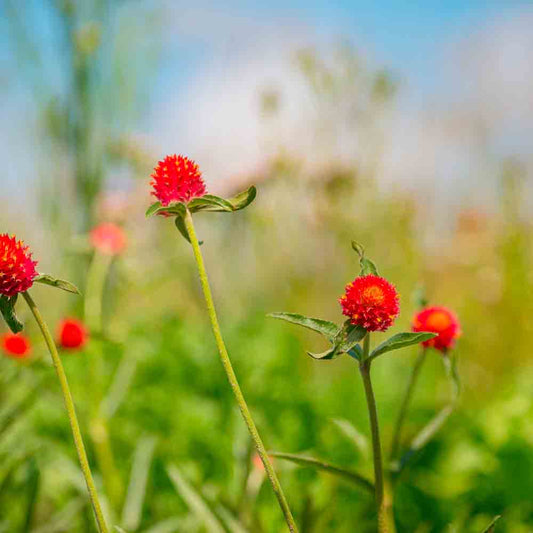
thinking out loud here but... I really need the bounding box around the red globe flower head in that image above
[150,154,207,207]
[412,306,461,352]
[58,318,88,351]
[90,223,127,256]
[2,332,31,359]
[0,234,38,297]
[339,274,400,332]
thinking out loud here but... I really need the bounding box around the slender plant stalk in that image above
[183,209,298,533]
[359,334,395,533]
[23,291,109,533]
[85,251,123,512]
[389,348,427,462]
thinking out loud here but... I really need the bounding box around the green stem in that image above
[183,209,298,533]
[389,348,427,462]
[84,251,123,512]
[359,334,394,533]
[23,291,108,533]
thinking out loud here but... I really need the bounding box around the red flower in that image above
[90,223,127,256]
[412,306,461,352]
[0,234,38,297]
[339,274,400,332]
[150,154,206,207]
[58,318,88,350]
[2,332,31,359]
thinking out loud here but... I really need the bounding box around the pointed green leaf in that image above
[188,195,234,213]
[269,452,374,493]
[268,312,339,341]
[368,332,437,362]
[174,217,203,246]
[226,185,257,211]
[347,345,363,360]
[34,274,80,295]
[351,241,379,276]
[307,347,340,360]
[0,295,23,333]
[145,202,163,218]
[338,322,367,352]
[481,515,501,533]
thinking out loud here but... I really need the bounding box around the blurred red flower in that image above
[2,332,31,359]
[340,274,400,332]
[150,154,206,207]
[0,234,38,297]
[58,318,88,350]
[90,223,127,256]
[412,306,461,352]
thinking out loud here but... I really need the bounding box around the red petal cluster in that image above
[150,154,207,206]
[339,274,400,332]
[412,306,461,352]
[90,223,127,256]
[2,332,31,359]
[58,318,88,351]
[0,234,38,297]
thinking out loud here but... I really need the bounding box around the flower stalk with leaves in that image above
[270,242,436,533]
[146,155,298,532]
[0,233,109,533]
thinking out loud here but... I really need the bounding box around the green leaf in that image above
[34,274,80,295]
[226,185,257,211]
[347,345,363,360]
[269,452,374,493]
[145,202,162,218]
[268,312,339,341]
[306,347,340,360]
[167,465,225,533]
[174,217,203,246]
[481,515,501,533]
[368,332,437,362]
[115,528,128,533]
[147,202,186,218]
[351,241,379,276]
[188,195,234,213]
[337,322,367,352]
[0,295,23,333]
[121,436,157,531]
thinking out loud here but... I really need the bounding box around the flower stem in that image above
[389,348,427,462]
[360,334,395,533]
[183,209,298,533]
[23,291,108,533]
[85,251,123,512]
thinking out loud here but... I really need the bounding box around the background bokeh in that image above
[1,1,533,532]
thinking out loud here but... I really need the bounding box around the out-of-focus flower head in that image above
[412,306,461,352]
[0,234,38,297]
[58,318,88,351]
[90,223,127,256]
[2,332,31,359]
[339,274,400,332]
[150,154,206,207]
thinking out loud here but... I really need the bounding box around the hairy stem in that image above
[23,291,108,533]
[183,209,298,532]
[360,334,395,533]
[389,348,427,462]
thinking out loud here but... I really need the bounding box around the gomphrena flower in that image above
[0,234,38,297]
[58,318,88,351]
[150,154,206,206]
[90,223,127,256]
[412,306,461,352]
[2,332,31,358]
[340,274,400,332]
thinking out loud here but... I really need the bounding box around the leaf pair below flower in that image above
[146,186,257,218]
